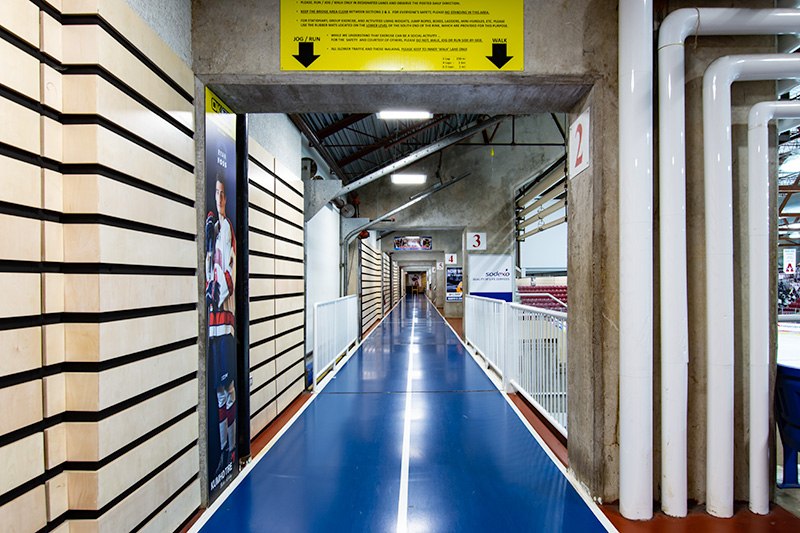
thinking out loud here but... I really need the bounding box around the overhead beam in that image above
[288,114,348,180]
[316,113,371,140]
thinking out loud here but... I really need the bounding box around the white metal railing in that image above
[464,295,568,436]
[313,295,358,391]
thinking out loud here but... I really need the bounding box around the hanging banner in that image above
[446,267,463,302]
[395,236,432,250]
[205,87,239,501]
[280,0,523,72]
[469,254,513,301]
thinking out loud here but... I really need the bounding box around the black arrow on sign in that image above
[486,43,512,69]
[294,42,320,68]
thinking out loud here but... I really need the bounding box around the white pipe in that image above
[748,101,800,514]
[703,54,800,518]
[657,9,800,517]
[619,0,653,520]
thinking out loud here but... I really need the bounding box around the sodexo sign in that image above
[469,255,514,302]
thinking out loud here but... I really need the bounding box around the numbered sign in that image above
[569,107,590,179]
[437,262,444,269]
[467,232,487,251]
[785,248,796,275]
[445,253,457,264]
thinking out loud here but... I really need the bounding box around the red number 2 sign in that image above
[569,108,590,178]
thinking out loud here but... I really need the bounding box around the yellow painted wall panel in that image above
[63,75,194,165]
[61,25,193,130]
[0,432,44,495]
[40,12,62,62]
[248,140,275,174]
[0,214,40,261]
[0,155,40,208]
[63,174,195,234]
[0,486,47,533]
[62,124,194,200]
[0,97,40,155]
[0,327,41,377]
[0,0,39,47]
[249,340,274,369]
[249,231,275,256]
[63,225,195,268]
[41,64,62,112]
[0,272,40,318]
[0,37,39,99]
[249,255,275,276]
[249,278,275,298]
[62,0,194,96]
[64,274,196,313]
[65,310,196,362]
[274,220,303,243]
[0,380,42,437]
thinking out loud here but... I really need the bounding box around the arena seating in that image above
[518,285,568,311]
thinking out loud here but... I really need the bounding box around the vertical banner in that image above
[446,267,463,302]
[468,254,513,301]
[205,88,239,500]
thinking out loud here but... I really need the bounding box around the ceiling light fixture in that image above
[791,231,800,239]
[391,173,427,185]
[780,154,800,174]
[377,111,433,120]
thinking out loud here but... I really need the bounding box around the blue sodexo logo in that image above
[485,269,510,277]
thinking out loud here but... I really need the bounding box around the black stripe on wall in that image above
[248,156,304,199]
[0,303,197,332]
[250,371,305,420]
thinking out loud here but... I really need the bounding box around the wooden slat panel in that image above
[66,380,196,461]
[0,486,47,533]
[250,380,276,415]
[63,274,196,313]
[275,279,303,295]
[249,184,274,215]
[41,64,62,112]
[275,259,303,277]
[66,346,196,411]
[251,360,275,392]
[67,413,198,510]
[0,36,39,99]
[275,295,303,315]
[46,472,68,522]
[275,329,303,354]
[0,214,40,261]
[249,231,275,255]
[61,24,193,130]
[0,380,42,436]
[250,278,275,298]
[250,340,274,369]
[276,346,303,376]
[274,220,302,243]
[277,380,304,414]
[40,11,62,62]
[250,320,275,346]
[43,373,66,417]
[248,141,275,174]
[62,124,194,200]
[250,401,276,438]
[44,424,67,470]
[139,478,200,533]
[0,0,39,46]
[275,199,303,226]
[65,310,197,363]
[276,313,304,335]
[42,116,63,162]
[274,160,303,196]
[63,225,195,268]
[0,432,44,495]
[62,0,195,96]
[0,155,41,208]
[249,255,275,276]
[63,174,196,234]
[249,209,275,235]
[42,169,63,212]
[0,272,41,318]
[250,299,274,321]
[0,327,41,377]
[63,75,194,164]
[275,239,303,260]
[0,97,40,154]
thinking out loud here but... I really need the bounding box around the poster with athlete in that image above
[205,88,238,501]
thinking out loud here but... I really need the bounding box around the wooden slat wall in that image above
[392,261,400,306]
[381,252,391,315]
[247,141,306,440]
[360,241,382,333]
[0,1,199,532]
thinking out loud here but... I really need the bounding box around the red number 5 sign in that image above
[467,233,486,250]
[569,107,590,179]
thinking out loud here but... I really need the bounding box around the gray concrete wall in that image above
[248,114,302,178]
[123,0,192,67]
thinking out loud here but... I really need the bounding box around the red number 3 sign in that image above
[467,232,486,250]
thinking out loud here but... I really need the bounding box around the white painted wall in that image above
[305,204,342,349]
[518,207,568,269]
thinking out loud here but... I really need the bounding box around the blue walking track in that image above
[199,295,611,532]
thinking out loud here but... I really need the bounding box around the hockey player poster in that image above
[205,87,238,501]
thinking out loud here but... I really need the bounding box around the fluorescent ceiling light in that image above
[391,173,427,185]
[790,223,800,230]
[791,232,800,239]
[780,154,800,174]
[377,111,433,120]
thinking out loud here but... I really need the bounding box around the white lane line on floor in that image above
[397,321,415,533]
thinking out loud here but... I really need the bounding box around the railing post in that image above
[313,302,320,393]
[502,301,508,392]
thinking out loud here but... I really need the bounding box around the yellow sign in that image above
[205,87,236,139]
[281,0,523,71]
